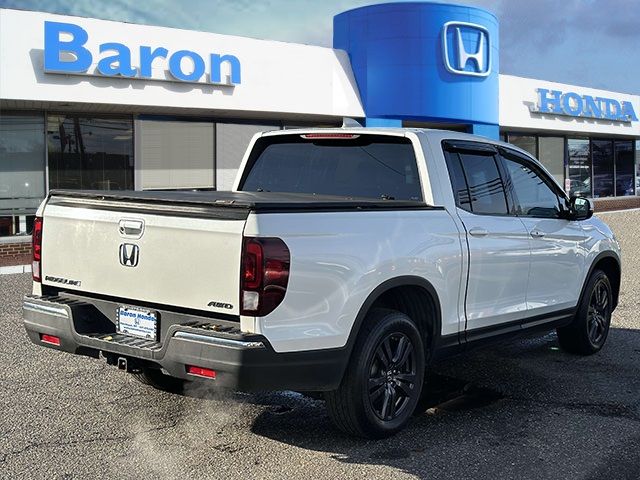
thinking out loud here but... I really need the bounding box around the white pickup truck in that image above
[24,128,621,438]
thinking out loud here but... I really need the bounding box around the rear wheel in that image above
[133,367,185,393]
[325,309,425,438]
[557,269,612,355]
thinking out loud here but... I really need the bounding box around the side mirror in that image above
[569,196,593,221]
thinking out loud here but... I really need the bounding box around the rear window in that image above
[239,134,423,201]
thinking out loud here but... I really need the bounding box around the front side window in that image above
[501,151,562,218]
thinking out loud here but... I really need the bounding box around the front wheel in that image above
[325,309,425,438]
[557,269,612,355]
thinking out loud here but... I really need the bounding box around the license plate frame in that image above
[116,306,158,340]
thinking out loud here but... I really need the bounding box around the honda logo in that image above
[119,243,139,267]
[442,21,491,77]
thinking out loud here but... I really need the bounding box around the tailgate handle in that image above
[119,219,145,237]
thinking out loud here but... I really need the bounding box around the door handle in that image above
[530,230,546,238]
[468,227,489,237]
[118,219,145,237]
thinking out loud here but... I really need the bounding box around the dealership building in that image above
[1,3,639,263]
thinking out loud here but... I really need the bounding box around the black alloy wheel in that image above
[368,332,417,422]
[325,308,425,438]
[557,269,613,355]
[587,277,611,345]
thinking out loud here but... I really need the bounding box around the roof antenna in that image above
[341,117,363,128]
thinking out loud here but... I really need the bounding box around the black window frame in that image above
[442,140,512,217]
[497,146,570,219]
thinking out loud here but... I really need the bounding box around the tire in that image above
[557,269,613,355]
[133,367,185,393]
[325,308,425,439]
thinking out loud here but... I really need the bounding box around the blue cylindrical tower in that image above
[334,2,499,137]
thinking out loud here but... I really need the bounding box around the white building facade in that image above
[0,5,638,244]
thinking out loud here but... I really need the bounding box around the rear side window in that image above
[443,151,472,210]
[239,135,423,201]
[444,149,508,215]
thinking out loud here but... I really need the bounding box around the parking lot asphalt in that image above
[1,210,639,480]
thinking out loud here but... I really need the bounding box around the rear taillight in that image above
[240,237,290,316]
[32,216,43,282]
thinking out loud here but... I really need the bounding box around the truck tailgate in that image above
[40,196,246,315]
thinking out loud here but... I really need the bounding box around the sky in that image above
[1,0,638,95]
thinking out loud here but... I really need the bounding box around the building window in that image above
[0,113,46,237]
[614,140,635,196]
[507,135,537,157]
[47,115,133,191]
[591,139,614,198]
[636,141,640,195]
[568,138,591,197]
[537,136,565,188]
[137,120,215,191]
[216,123,281,190]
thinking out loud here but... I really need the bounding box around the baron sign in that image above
[531,88,637,123]
[43,21,241,86]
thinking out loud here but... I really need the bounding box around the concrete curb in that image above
[597,207,640,215]
[0,264,31,275]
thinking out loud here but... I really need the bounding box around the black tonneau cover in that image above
[48,190,438,214]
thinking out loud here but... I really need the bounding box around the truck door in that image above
[497,147,586,318]
[443,141,531,338]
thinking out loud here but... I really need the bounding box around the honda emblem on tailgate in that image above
[119,244,140,267]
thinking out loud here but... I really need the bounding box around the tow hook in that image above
[104,353,142,373]
[117,357,128,371]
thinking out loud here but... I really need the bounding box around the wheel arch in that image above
[582,251,621,310]
[341,276,443,371]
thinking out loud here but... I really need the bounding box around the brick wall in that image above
[0,242,31,256]
[593,196,640,212]
[0,242,32,267]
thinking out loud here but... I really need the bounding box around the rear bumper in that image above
[23,294,347,392]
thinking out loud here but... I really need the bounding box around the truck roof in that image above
[259,127,541,168]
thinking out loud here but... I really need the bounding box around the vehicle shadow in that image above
[243,328,640,479]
